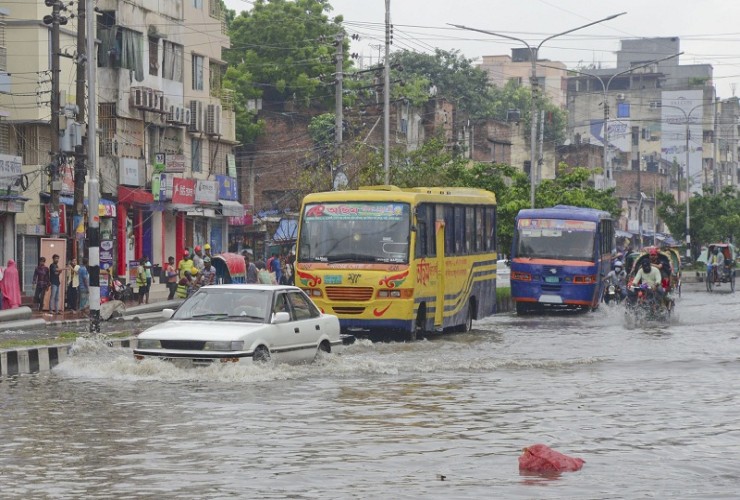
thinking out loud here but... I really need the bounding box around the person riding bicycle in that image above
[628,259,664,306]
[604,260,628,301]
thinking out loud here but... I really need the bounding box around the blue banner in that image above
[216,175,238,201]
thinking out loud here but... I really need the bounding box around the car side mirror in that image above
[272,311,291,324]
[161,308,174,319]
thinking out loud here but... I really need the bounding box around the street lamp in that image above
[449,12,626,208]
[544,52,682,188]
[660,101,704,258]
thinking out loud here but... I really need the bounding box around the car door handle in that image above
[315,324,320,330]
[294,327,300,333]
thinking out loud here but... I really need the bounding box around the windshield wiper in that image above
[188,313,229,319]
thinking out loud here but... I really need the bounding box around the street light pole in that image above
[449,12,625,208]
[547,52,681,188]
[661,102,704,259]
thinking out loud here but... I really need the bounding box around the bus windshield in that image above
[298,202,410,264]
[515,218,596,261]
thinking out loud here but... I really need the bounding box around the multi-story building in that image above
[479,49,568,108]
[0,0,238,293]
[566,37,714,237]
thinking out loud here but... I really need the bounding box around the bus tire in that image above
[410,305,426,341]
[515,302,530,315]
[461,302,473,332]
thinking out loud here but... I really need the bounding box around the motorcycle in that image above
[624,283,672,328]
[110,279,134,302]
[603,282,624,305]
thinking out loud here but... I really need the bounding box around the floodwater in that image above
[1,285,739,499]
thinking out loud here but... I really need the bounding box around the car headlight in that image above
[137,339,162,349]
[204,341,244,351]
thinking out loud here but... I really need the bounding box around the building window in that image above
[193,0,203,9]
[209,61,222,97]
[192,54,204,91]
[148,37,159,76]
[209,140,229,175]
[617,103,630,118]
[97,25,145,81]
[162,41,183,82]
[191,138,202,172]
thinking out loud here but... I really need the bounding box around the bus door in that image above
[435,219,446,329]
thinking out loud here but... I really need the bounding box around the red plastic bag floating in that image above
[518,444,585,473]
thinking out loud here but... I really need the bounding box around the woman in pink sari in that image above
[1,259,22,309]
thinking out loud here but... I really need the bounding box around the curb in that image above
[0,337,137,377]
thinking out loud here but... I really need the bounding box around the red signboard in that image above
[172,178,196,204]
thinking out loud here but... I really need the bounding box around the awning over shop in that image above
[0,194,29,213]
[118,186,153,205]
[616,230,632,239]
[218,200,246,217]
[273,218,297,242]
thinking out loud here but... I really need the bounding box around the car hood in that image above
[138,320,266,341]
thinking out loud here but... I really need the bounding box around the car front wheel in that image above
[253,345,271,363]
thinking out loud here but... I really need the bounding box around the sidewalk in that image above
[23,282,176,326]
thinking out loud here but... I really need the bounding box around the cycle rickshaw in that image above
[702,243,736,293]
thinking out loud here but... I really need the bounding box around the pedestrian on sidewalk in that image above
[165,256,178,300]
[66,258,79,313]
[200,257,216,287]
[243,251,258,284]
[1,259,22,309]
[32,257,50,312]
[49,254,62,315]
[136,257,149,304]
[178,249,193,279]
[78,258,89,317]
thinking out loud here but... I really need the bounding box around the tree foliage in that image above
[657,186,740,256]
[224,0,348,144]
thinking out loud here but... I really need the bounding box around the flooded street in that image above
[2,286,739,498]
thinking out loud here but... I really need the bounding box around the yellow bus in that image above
[295,185,498,340]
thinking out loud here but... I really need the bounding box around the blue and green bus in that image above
[510,205,615,314]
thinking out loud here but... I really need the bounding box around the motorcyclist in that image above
[604,260,627,302]
[628,259,664,307]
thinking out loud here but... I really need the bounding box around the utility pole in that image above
[74,0,87,260]
[44,0,63,235]
[334,32,343,189]
[383,0,390,184]
[86,0,100,332]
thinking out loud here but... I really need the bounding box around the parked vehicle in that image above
[211,252,247,284]
[133,285,345,366]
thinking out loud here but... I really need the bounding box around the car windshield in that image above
[172,288,272,322]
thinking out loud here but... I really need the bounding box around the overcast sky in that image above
[222,0,740,99]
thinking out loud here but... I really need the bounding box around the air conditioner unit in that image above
[188,100,203,132]
[182,107,191,127]
[154,91,165,113]
[165,99,175,121]
[129,87,144,108]
[206,104,222,135]
[145,88,155,109]
[616,93,626,101]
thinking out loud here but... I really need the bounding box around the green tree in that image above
[387,49,491,118]
[657,186,740,255]
[224,0,348,144]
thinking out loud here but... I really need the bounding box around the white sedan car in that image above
[133,285,343,365]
